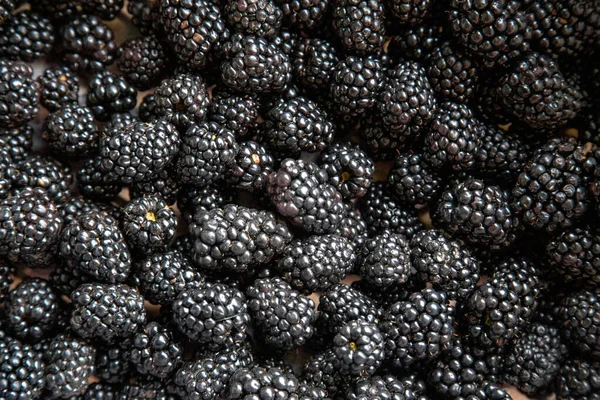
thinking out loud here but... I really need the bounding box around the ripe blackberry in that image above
[389,153,443,206]
[358,231,414,288]
[557,288,600,359]
[275,234,356,293]
[0,334,45,400]
[263,96,334,155]
[154,74,210,130]
[59,210,131,284]
[174,344,254,399]
[329,54,384,117]
[189,204,293,272]
[547,226,600,287]
[359,113,410,161]
[319,142,374,201]
[81,383,120,400]
[117,35,168,91]
[139,93,159,123]
[123,195,177,254]
[556,357,600,399]
[224,0,282,38]
[360,182,423,238]
[8,155,73,205]
[160,0,229,69]
[379,61,437,136]
[0,259,13,302]
[118,376,173,399]
[130,168,180,206]
[0,187,62,266]
[0,0,13,25]
[267,158,345,234]
[386,0,431,25]
[331,0,385,54]
[448,0,532,69]
[293,38,339,90]
[427,41,479,103]
[335,203,368,247]
[380,288,455,368]
[423,102,484,171]
[44,333,96,399]
[220,33,292,94]
[81,0,123,20]
[346,375,422,399]
[58,14,117,73]
[49,261,95,297]
[226,366,299,398]
[42,105,98,157]
[173,283,250,350]
[474,125,529,183]
[86,70,137,122]
[131,321,183,379]
[99,120,180,184]
[0,11,55,62]
[280,0,327,30]
[512,137,589,233]
[503,323,567,396]
[497,53,584,132]
[226,140,274,192]
[388,25,440,62]
[0,65,38,129]
[77,156,123,201]
[178,184,230,224]
[4,278,63,342]
[302,351,342,396]
[0,124,33,162]
[128,0,161,35]
[246,277,317,350]
[95,347,131,384]
[208,88,259,138]
[37,66,79,112]
[30,0,78,22]
[104,112,138,133]
[332,320,385,376]
[71,283,146,345]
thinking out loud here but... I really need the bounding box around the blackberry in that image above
[346,375,420,399]
[427,41,479,103]
[358,231,414,288]
[335,203,368,247]
[329,55,384,117]
[293,38,339,90]
[0,334,45,400]
[95,347,131,384]
[59,210,131,284]
[81,383,120,400]
[448,0,532,69]
[557,288,600,359]
[547,226,600,287]
[139,93,159,122]
[178,185,230,224]
[280,0,327,30]
[31,0,79,23]
[130,168,180,206]
[8,155,73,205]
[411,230,480,300]
[58,14,117,73]
[0,0,13,25]
[44,333,96,399]
[267,158,345,234]
[225,366,299,398]
[0,258,13,303]
[123,195,177,254]
[4,278,64,342]
[0,65,38,129]
[104,112,138,133]
[154,74,210,130]
[117,35,168,91]
[319,142,374,200]
[433,177,518,247]
[0,188,62,266]
[220,33,292,94]
[474,125,529,183]
[208,88,259,138]
[388,25,440,62]
[49,262,95,297]
[0,124,33,162]
[246,277,317,350]
[497,53,584,132]
[160,0,229,69]
[302,351,340,396]
[43,105,98,157]
[380,288,455,368]
[263,96,334,155]
[189,204,293,272]
[174,344,254,399]
[70,283,146,345]
[388,152,443,206]
[86,70,137,122]
[574,107,600,146]
[512,137,589,233]
[131,321,183,379]
[386,0,431,26]
[360,182,423,238]
[176,121,239,185]
[359,113,409,161]
[0,11,55,62]
[81,0,123,20]
[99,120,180,184]
[556,357,600,399]
[128,0,161,35]
[227,140,274,192]
[118,377,173,399]
[503,323,567,396]
[37,66,79,112]
[172,283,250,350]
[423,102,484,171]
[331,0,385,54]
[275,234,356,293]
[224,0,283,38]
[332,320,385,376]
[379,61,437,136]
[77,156,123,201]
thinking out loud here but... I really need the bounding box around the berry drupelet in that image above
[117,35,168,91]
[154,74,210,130]
[386,0,431,26]
[131,321,183,379]
[332,319,385,376]
[226,366,300,398]
[331,0,385,54]
[81,0,123,20]
[130,167,181,205]
[139,93,159,122]
[319,142,374,200]
[346,375,422,399]
[86,70,137,121]
[94,347,131,384]
[226,140,274,192]
[208,88,259,138]
[77,156,123,201]
[123,195,177,254]
[37,66,79,112]
[556,357,600,399]
[43,105,98,157]
[388,152,443,206]
[474,125,530,183]
[359,231,414,288]
[7,155,73,205]
[0,334,46,400]
[279,0,327,30]
[128,0,161,35]
[427,41,479,103]
[0,11,55,62]
[0,124,33,163]
[388,24,441,62]
[223,0,283,39]
[293,38,339,90]
[177,184,230,224]
[0,63,38,129]
[557,287,600,359]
